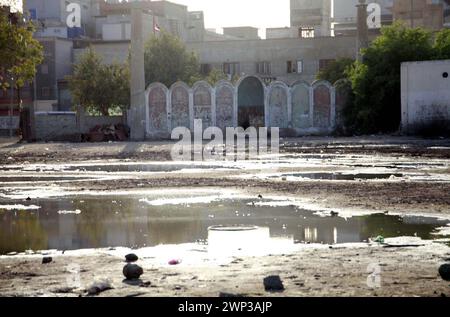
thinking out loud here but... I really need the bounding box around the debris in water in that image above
[57,209,81,215]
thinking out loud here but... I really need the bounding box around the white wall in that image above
[401,60,450,133]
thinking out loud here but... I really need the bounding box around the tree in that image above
[346,22,435,134]
[316,58,354,84]
[433,28,450,59]
[0,10,43,91]
[144,32,200,87]
[204,68,228,86]
[68,48,130,116]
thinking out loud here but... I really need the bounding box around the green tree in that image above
[0,10,43,92]
[204,68,228,86]
[144,32,200,87]
[433,28,450,59]
[346,22,434,133]
[68,48,130,116]
[316,58,354,84]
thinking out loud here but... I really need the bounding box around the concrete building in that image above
[187,36,358,84]
[290,0,332,37]
[333,0,394,36]
[392,0,446,31]
[35,37,74,112]
[223,27,260,40]
[401,60,450,134]
[26,0,94,38]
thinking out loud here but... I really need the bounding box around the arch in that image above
[146,82,169,136]
[291,81,312,129]
[215,80,235,131]
[236,76,266,129]
[334,79,351,129]
[192,81,214,129]
[312,80,333,129]
[169,81,191,130]
[267,81,289,128]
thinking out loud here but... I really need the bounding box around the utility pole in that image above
[356,0,369,62]
[9,76,14,137]
[129,2,146,141]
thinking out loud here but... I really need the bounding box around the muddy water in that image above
[268,173,404,181]
[0,196,448,255]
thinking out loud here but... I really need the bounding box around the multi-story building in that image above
[392,0,447,31]
[290,0,332,37]
[333,0,394,36]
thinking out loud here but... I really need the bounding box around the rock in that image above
[263,275,285,292]
[86,278,113,295]
[42,257,52,264]
[123,264,143,280]
[125,253,139,263]
[219,292,244,298]
[438,264,450,281]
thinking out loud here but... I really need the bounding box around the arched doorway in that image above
[237,76,265,129]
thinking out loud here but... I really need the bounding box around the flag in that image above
[153,16,161,34]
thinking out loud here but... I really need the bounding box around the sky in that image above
[169,0,291,37]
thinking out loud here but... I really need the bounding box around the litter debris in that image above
[85,124,130,142]
[168,259,181,266]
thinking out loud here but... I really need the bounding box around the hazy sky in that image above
[170,0,291,37]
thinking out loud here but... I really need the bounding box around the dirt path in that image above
[1,242,449,297]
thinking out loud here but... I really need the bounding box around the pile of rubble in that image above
[84,124,130,142]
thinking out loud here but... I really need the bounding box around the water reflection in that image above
[0,196,448,255]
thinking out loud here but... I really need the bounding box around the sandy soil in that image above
[0,241,449,297]
[1,136,450,297]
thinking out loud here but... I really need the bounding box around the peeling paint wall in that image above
[145,76,339,139]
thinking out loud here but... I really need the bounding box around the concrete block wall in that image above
[401,60,450,134]
[34,112,79,141]
[34,111,126,141]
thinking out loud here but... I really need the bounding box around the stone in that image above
[438,264,450,281]
[86,278,113,296]
[42,257,52,264]
[125,253,139,263]
[123,264,143,280]
[263,275,285,292]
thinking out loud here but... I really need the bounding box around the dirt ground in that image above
[1,136,450,297]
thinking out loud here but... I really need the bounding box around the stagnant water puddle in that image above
[0,196,448,255]
[0,163,240,173]
[267,173,404,181]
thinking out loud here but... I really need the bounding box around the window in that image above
[41,64,49,74]
[299,27,315,38]
[287,61,297,74]
[319,59,335,71]
[256,62,271,75]
[223,62,240,76]
[42,87,50,98]
[287,61,292,73]
[200,64,212,75]
[297,60,304,74]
